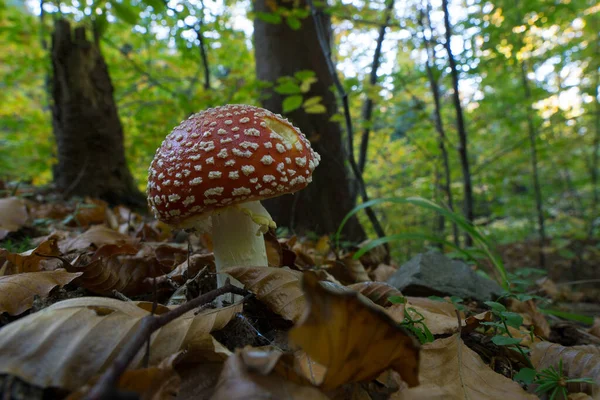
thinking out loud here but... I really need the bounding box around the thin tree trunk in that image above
[357,0,395,174]
[589,62,600,237]
[253,0,365,241]
[51,19,143,206]
[441,0,474,246]
[421,3,459,246]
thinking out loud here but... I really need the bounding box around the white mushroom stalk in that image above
[146,104,320,297]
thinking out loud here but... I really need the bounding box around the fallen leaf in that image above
[289,272,420,390]
[0,269,82,315]
[325,254,371,284]
[67,198,107,227]
[0,197,28,240]
[397,334,536,399]
[59,225,136,253]
[68,352,182,400]
[404,297,464,335]
[67,244,172,296]
[0,297,236,390]
[3,238,61,274]
[211,347,329,400]
[589,318,600,339]
[508,298,551,338]
[224,266,305,322]
[370,263,398,282]
[531,342,599,397]
[348,281,403,307]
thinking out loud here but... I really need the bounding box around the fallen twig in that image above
[84,280,249,400]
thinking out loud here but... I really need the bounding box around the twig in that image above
[307,0,389,258]
[84,282,249,400]
[111,290,132,302]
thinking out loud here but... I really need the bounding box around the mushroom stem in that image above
[211,201,270,290]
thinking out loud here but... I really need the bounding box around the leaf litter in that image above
[0,194,598,399]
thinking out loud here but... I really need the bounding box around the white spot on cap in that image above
[224,120,233,125]
[190,177,203,186]
[295,141,303,151]
[276,163,285,173]
[183,169,191,177]
[183,196,195,206]
[205,187,224,197]
[276,143,286,153]
[229,171,239,179]
[175,173,182,179]
[169,210,181,216]
[259,189,274,195]
[295,157,307,167]
[206,157,215,164]
[241,165,255,175]
[287,169,296,176]
[250,178,258,183]
[163,180,172,186]
[261,155,275,165]
[232,127,240,132]
[158,172,165,180]
[209,171,222,179]
[285,157,291,164]
[225,159,236,166]
[244,128,260,136]
[217,149,228,158]
[264,142,273,148]
[308,160,315,171]
[232,187,251,196]
[217,129,227,135]
[220,138,233,143]
[204,199,218,205]
[174,180,183,186]
[194,165,202,171]
[240,141,259,150]
[232,148,252,158]
[240,117,250,123]
[190,132,200,138]
[153,195,162,205]
[190,155,201,161]
[263,175,276,183]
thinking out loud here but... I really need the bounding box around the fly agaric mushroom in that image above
[147,104,320,290]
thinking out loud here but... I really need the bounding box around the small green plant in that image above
[515,360,595,400]
[429,295,465,312]
[482,301,532,361]
[389,296,434,344]
[0,236,33,253]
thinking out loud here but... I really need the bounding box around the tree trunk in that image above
[50,19,143,206]
[442,0,474,246]
[253,0,365,241]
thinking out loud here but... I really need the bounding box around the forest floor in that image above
[0,188,599,399]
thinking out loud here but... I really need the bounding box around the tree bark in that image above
[50,19,143,206]
[421,4,459,246]
[442,0,474,246]
[253,0,365,241]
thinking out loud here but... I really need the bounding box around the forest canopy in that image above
[1,0,598,255]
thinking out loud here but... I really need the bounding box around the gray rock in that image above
[386,251,503,302]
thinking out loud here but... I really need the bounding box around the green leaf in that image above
[110,1,139,25]
[491,336,522,346]
[294,70,315,81]
[286,16,301,30]
[304,104,326,114]
[300,76,317,92]
[484,301,506,313]
[256,11,281,24]
[514,368,536,384]
[302,96,322,107]
[143,0,166,12]
[282,95,303,113]
[429,296,447,303]
[501,311,523,329]
[274,81,301,95]
[388,295,406,304]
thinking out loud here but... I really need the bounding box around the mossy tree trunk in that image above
[50,19,143,206]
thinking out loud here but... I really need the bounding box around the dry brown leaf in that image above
[404,297,464,335]
[264,231,283,267]
[397,334,536,400]
[325,254,371,284]
[3,238,61,274]
[357,240,389,269]
[289,272,420,390]
[0,269,82,315]
[508,298,551,338]
[224,266,305,322]
[68,352,182,400]
[67,198,108,227]
[211,347,329,400]
[0,197,28,240]
[67,244,172,296]
[370,263,398,282]
[0,297,237,390]
[531,342,600,397]
[589,318,600,339]
[59,225,136,253]
[348,281,403,307]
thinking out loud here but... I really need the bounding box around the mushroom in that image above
[146,104,320,293]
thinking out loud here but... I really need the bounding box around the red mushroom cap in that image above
[147,104,320,226]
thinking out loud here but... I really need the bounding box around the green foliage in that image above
[516,361,595,400]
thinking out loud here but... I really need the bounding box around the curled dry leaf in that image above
[59,225,136,254]
[348,281,403,307]
[68,244,172,296]
[0,297,237,391]
[325,254,371,284]
[3,238,61,274]
[68,352,183,400]
[0,197,28,240]
[370,263,398,282]
[404,297,464,336]
[0,269,82,315]
[224,266,305,322]
[211,347,328,400]
[67,198,108,227]
[531,342,600,397]
[396,334,536,400]
[289,273,420,390]
[588,318,600,339]
[508,298,551,339]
